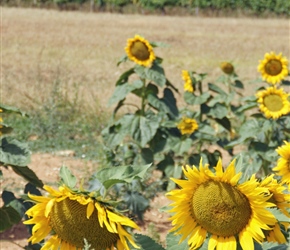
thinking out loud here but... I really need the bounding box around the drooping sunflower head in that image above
[177,117,198,135]
[273,141,290,185]
[125,35,156,67]
[257,175,290,243]
[257,51,289,85]
[182,70,194,93]
[220,62,235,75]
[256,86,290,119]
[24,185,140,250]
[259,174,290,217]
[166,158,277,250]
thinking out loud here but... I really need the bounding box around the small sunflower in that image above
[125,35,155,67]
[258,175,290,244]
[166,158,277,250]
[273,141,290,184]
[220,62,235,75]
[182,70,194,93]
[177,117,198,135]
[259,174,290,217]
[24,185,140,250]
[256,86,290,119]
[265,223,289,244]
[257,51,289,85]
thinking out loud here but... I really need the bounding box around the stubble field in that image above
[2,7,289,111]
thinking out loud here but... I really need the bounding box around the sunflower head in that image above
[256,86,290,119]
[24,185,140,250]
[177,117,198,135]
[220,62,235,75]
[166,158,277,250]
[182,70,194,93]
[259,175,290,218]
[257,51,289,85]
[273,141,290,185]
[125,35,155,67]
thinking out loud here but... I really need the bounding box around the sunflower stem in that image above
[197,80,203,123]
[140,78,146,116]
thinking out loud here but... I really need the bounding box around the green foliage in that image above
[0,104,43,232]
[3,0,290,16]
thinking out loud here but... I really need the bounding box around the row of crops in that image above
[2,0,290,16]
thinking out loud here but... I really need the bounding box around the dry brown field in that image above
[2,7,290,112]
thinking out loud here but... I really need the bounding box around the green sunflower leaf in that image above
[59,165,77,189]
[0,103,28,117]
[108,80,143,106]
[166,232,189,250]
[0,206,22,232]
[11,166,43,189]
[121,113,160,147]
[115,67,135,85]
[184,92,211,105]
[134,64,166,87]
[0,137,31,167]
[94,164,152,189]
[206,103,228,119]
[132,234,165,250]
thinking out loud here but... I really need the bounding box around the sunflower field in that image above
[1,32,290,250]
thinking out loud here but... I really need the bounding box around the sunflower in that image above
[125,35,155,67]
[182,70,194,93]
[258,175,290,244]
[220,62,235,75]
[256,86,290,119]
[166,158,277,250]
[273,141,290,185]
[259,174,290,218]
[24,185,140,250]
[177,117,198,135]
[257,51,288,85]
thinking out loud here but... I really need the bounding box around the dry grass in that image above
[1,7,290,111]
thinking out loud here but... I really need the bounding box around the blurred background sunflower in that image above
[125,35,155,67]
[257,52,288,85]
[256,86,290,119]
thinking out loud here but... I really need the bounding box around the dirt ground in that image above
[0,152,172,249]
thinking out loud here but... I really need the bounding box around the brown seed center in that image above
[130,41,150,61]
[49,198,119,249]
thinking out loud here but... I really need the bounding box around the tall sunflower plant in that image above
[163,62,251,187]
[0,103,43,233]
[225,51,290,178]
[101,34,232,200]
[101,34,182,216]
